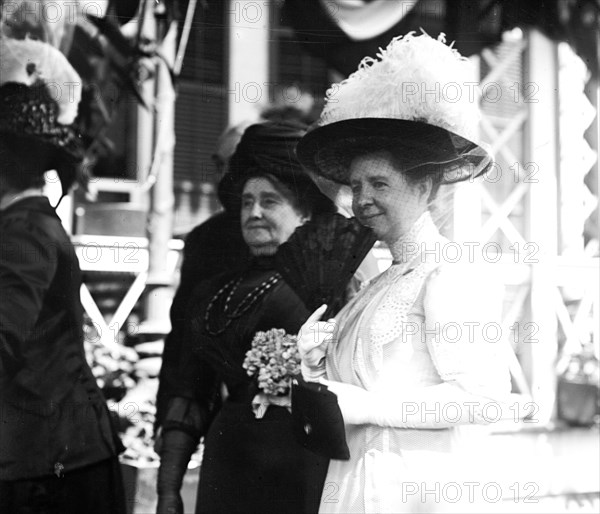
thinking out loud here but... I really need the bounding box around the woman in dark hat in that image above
[0,36,126,514]
[156,120,335,514]
[295,33,513,513]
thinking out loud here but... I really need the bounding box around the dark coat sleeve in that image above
[155,212,249,428]
[0,217,58,377]
[158,282,223,440]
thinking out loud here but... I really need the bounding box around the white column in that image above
[524,29,560,425]
[145,21,177,332]
[226,0,270,126]
[135,2,155,210]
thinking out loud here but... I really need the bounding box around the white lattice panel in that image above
[455,29,599,424]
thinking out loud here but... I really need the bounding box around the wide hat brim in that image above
[0,127,84,164]
[297,118,493,185]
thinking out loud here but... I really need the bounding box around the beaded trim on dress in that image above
[204,272,282,336]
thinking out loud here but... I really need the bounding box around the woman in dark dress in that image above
[0,36,126,514]
[156,121,335,514]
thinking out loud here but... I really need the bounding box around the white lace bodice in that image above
[327,210,508,398]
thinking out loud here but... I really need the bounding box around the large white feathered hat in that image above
[0,35,84,192]
[297,32,493,185]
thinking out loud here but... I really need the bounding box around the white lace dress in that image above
[320,212,512,513]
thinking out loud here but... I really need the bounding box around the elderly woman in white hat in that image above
[296,32,512,513]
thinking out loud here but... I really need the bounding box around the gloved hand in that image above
[319,378,374,424]
[320,378,506,429]
[297,304,336,381]
[156,429,198,514]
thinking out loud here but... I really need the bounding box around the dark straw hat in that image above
[218,120,336,215]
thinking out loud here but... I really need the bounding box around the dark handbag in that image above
[291,376,350,460]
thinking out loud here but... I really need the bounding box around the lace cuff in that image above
[161,397,207,440]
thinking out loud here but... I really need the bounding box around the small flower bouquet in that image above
[243,328,301,418]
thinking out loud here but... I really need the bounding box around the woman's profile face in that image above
[241,177,306,255]
[349,151,429,244]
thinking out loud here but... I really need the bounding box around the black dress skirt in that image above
[165,256,328,514]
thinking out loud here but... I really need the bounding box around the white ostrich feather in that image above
[0,35,82,124]
[320,32,481,141]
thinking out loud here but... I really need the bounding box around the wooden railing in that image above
[73,235,184,349]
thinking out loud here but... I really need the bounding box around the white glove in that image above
[297,304,336,381]
[318,378,373,424]
[320,379,508,428]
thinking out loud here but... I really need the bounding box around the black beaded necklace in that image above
[204,272,281,336]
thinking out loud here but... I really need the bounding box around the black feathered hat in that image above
[217,120,336,215]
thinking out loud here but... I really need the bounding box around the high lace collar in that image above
[388,211,438,271]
